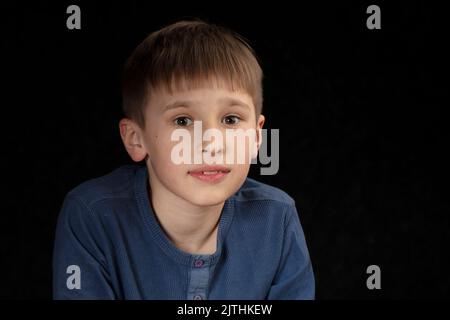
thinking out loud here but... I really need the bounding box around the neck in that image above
[147,172,223,255]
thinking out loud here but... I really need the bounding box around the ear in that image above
[119,118,148,162]
[250,114,265,160]
[255,114,265,150]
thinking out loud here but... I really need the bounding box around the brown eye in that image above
[174,116,193,126]
[223,115,240,125]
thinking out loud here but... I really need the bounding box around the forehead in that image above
[148,85,255,113]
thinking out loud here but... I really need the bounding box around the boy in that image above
[53,20,315,299]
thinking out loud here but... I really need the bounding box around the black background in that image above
[1,1,449,299]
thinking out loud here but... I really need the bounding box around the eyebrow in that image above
[162,100,198,112]
[162,97,251,113]
[218,97,251,111]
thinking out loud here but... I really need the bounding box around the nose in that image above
[195,119,225,159]
[202,142,223,156]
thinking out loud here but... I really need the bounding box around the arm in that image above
[266,205,315,300]
[53,194,115,299]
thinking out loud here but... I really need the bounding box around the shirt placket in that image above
[187,257,210,300]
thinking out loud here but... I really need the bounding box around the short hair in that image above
[122,20,263,129]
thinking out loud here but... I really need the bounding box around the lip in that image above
[188,165,231,184]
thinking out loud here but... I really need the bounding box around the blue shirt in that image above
[53,165,315,299]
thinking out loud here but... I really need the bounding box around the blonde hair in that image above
[122,20,263,129]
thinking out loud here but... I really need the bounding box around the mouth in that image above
[188,166,231,183]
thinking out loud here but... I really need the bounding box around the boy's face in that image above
[122,84,265,207]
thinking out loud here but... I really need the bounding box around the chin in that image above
[185,190,230,207]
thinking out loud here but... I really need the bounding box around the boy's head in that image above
[119,20,265,207]
[122,20,263,129]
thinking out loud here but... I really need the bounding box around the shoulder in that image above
[230,177,298,228]
[233,177,295,207]
[65,164,143,209]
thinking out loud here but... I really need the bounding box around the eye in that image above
[222,115,241,125]
[173,116,193,127]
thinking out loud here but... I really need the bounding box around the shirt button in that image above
[194,259,204,268]
[193,295,203,300]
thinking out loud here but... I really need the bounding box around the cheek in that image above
[151,135,187,169]
[224,127,258,164]
[148,125,170,152]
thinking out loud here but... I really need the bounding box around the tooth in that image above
[203,171,218,175]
